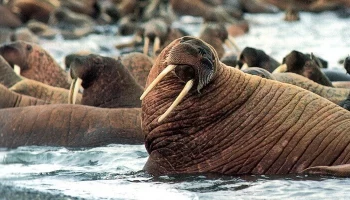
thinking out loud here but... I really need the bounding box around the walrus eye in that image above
[26,45,32,52]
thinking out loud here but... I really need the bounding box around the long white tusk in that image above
[140,64,176,100]
[228,35,240,53]
[158,79,194,122]
[68,77,82,104]
[241,63,249,70]
[272,64,287,74]
[153,36,161,56]
[14,64,21,75]
[143,37,150,55]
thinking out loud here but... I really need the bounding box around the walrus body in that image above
[0,105,142,148]
[142,37,350,177]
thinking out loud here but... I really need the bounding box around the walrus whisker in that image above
[158,79,194,122]
[68,78,82,104]
[272,64,287,74]
[228,36,241,53]
[140,64,177,100]
[14,64,21,75]
[153,37,161,56]
[143,37,150,55]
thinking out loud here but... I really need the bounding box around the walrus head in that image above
[69,54,142,108]
[141,36,220,122]
[0,41,33,73]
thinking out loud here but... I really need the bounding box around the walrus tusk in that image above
[228,35,241,53]
[153,37,161,56]
[140,64,176,100]
[143,37,150,55]
[272,64,287,74]
[14,65,21,75]
[241,63,249,70]
[158,79,194,122]
[68,78,82,104]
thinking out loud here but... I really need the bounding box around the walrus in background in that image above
[6,0,60,23]
[141,17,187,57]
[69,54,143,108]
[276,50,333,87]
[0,41,70,89]
[0,5,22,28]
[239,47,280,72]
[199,23,240,59]
[141,36,350,177]
[261,0,342,12]
[243,67,350,105]
[170,0,242,23]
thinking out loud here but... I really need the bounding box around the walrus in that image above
[277,50,333,87]
[0,5,22,28]
[0,105,143,148]
[69,54,143,108]
[0,41,70,89]
[141,36,350,177]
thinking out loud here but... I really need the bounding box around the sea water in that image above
[1,11,350,200]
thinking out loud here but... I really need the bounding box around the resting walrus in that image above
[141,36,350,177]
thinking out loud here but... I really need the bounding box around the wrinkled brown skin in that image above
[333,81,350,88]
[199,23,228,59]
[239,47,280,72]
[0,5,22,28]
[0,84,47,108]
[0,105,143,148]
[0,41,70,89]
[273,73,349,104]
[142,37,350,176]
[0,55,22,88]
[244,69,350,105]
[283,51,333,87]
[70,54,142,108]
[10,79,81,104]
[121,52,153,87]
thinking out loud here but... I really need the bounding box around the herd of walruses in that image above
[1,0,350,177]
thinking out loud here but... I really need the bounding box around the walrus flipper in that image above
[302,164,350,177]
